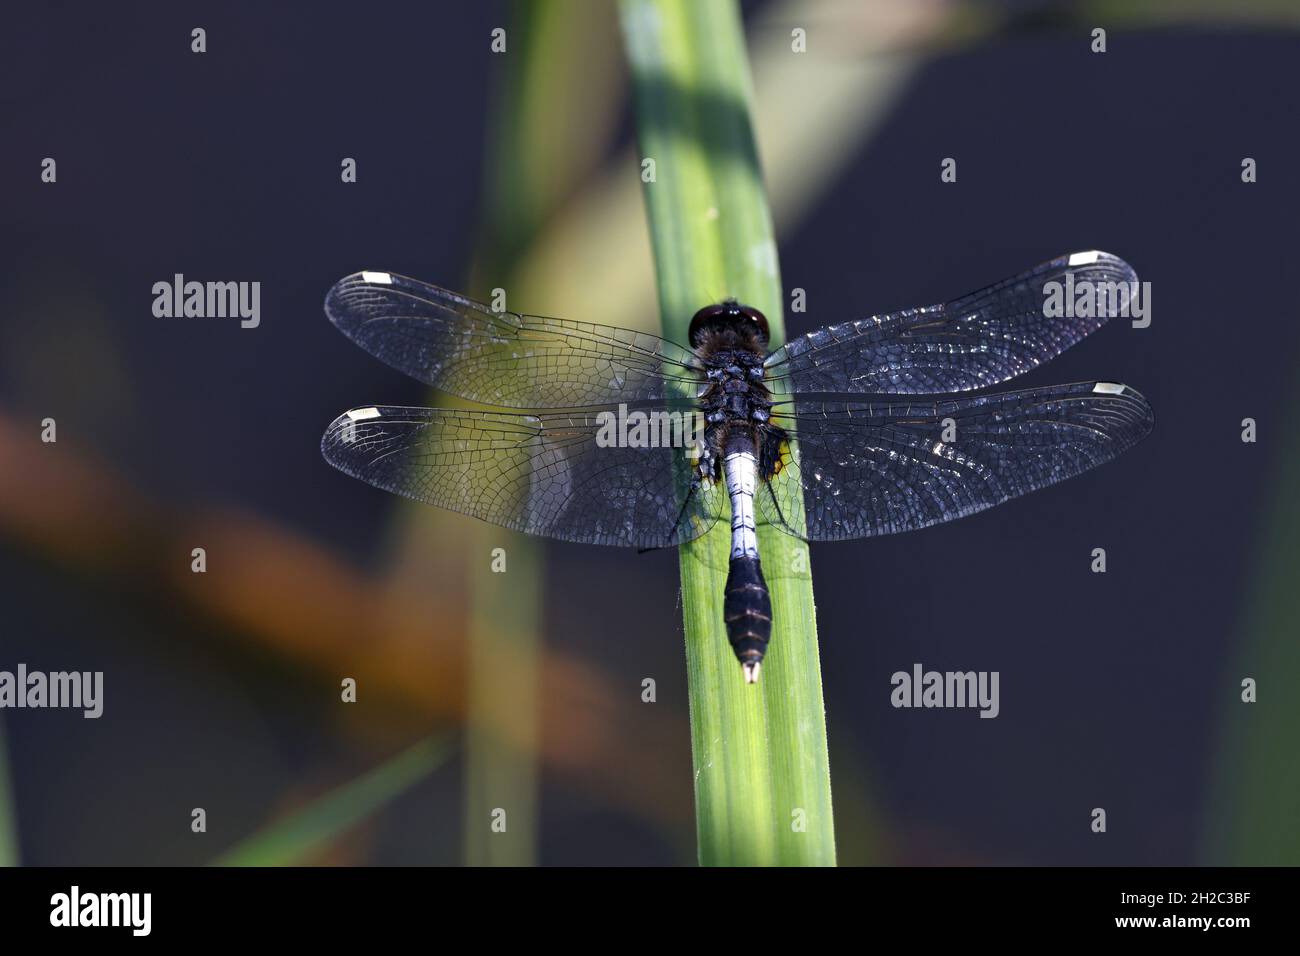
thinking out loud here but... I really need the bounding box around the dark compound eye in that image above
[687,304,729,347]
[736,304,770,345]
[688,301,770,348]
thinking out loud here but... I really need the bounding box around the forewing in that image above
[322,405,722,549]
[759,382,1153,541]
[326,271,701,407]
[764,252,1139,395]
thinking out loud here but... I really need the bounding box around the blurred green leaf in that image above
[1204,395,1300,864]
[211,737,452,867]
[0,720,17,865]
[459,0,625,868]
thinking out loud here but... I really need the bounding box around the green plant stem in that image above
[620,0,834,866]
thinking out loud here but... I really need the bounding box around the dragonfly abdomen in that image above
[724,555,771,684]
[723,438,771,682]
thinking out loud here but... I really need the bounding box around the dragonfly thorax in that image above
[695,341,785,490]
[699,349,773,427]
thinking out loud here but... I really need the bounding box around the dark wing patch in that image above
[764,252,1139,395]
[326,271,702,408]
[759,382,1153,541]
[322,404,724,549]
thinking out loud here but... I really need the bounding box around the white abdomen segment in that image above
[724,450,760,559]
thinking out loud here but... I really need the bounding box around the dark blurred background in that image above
[1,0,1297,865]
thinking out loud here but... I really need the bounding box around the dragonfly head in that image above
[688,300,770,350]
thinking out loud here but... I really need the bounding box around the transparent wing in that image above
[759,382,1153,541]
[764,252,1139,395]
[321,404,723,549]
[326,271,701,407]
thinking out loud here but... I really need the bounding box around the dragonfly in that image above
[322,251,1153,683]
